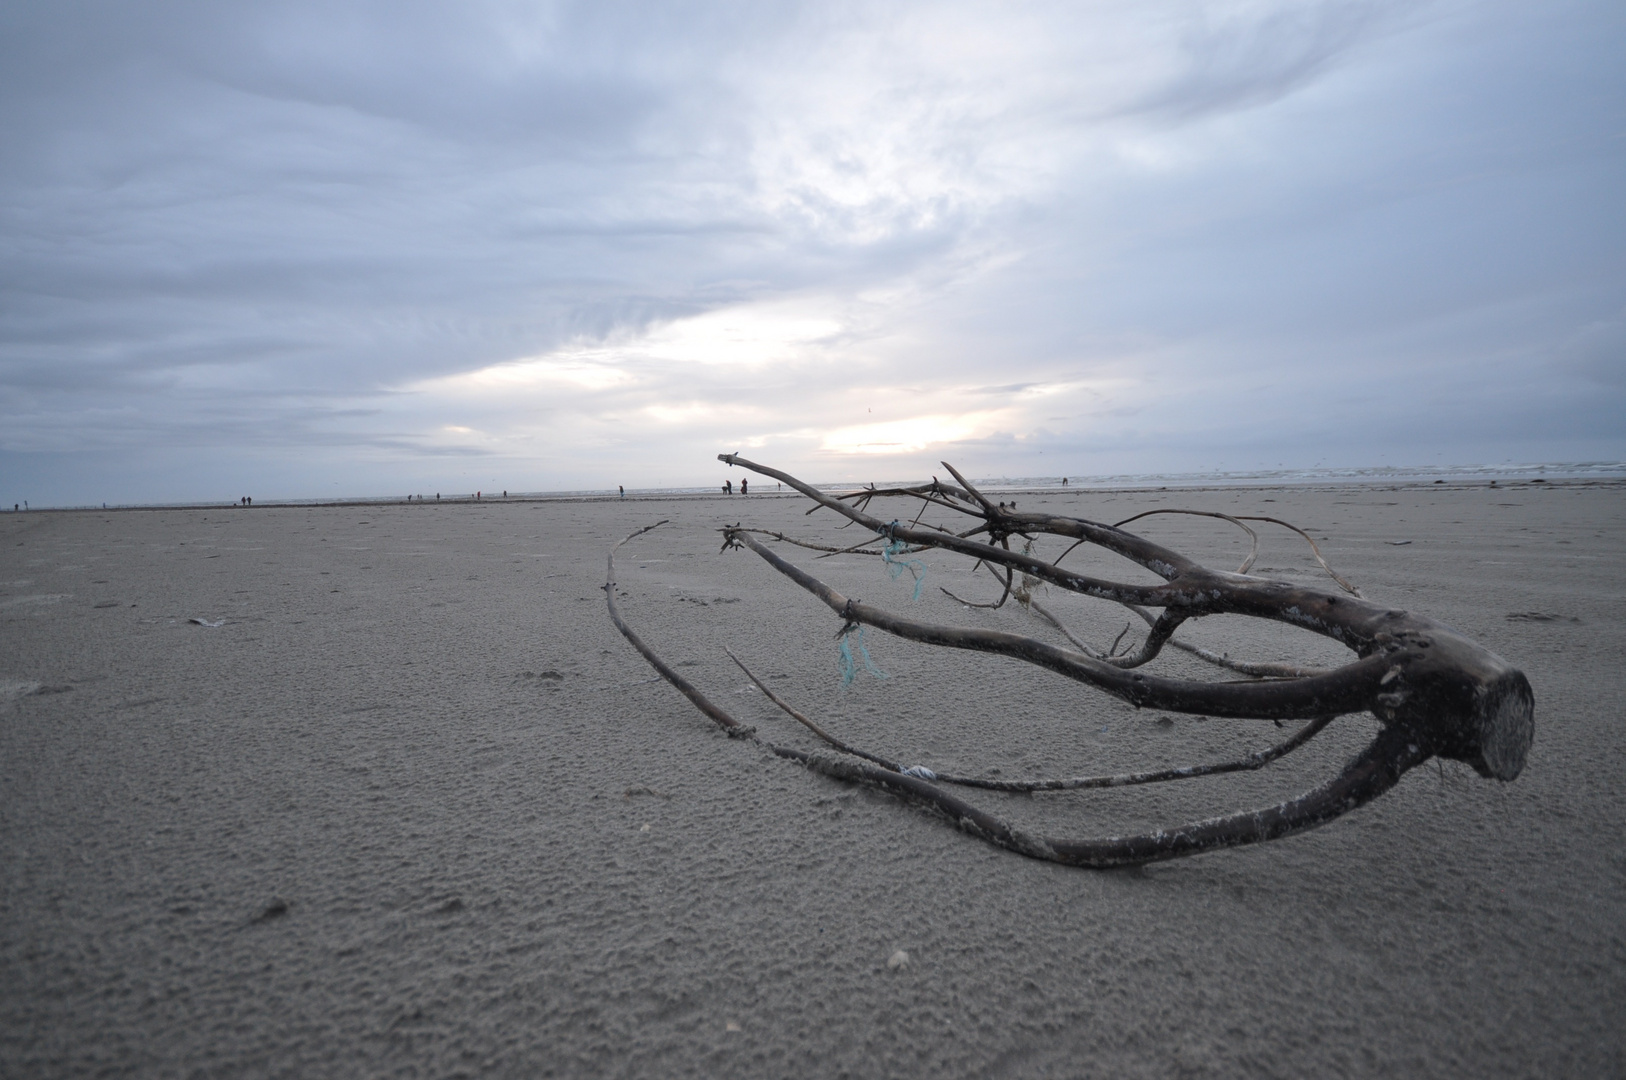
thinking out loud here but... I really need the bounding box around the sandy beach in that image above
[2,479,1622,1078]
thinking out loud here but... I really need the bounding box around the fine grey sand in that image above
[2,480,1622,1078]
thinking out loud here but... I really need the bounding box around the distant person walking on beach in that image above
[619,485,625,498]
[740,478,748,494]
[723,480,733,494]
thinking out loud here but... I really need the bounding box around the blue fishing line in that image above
[837,624,887,686]
[879,521,926,601]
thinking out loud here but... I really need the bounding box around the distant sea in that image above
[39,460,1621,512]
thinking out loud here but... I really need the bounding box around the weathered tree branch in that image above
[728,644,1339,792]
[1027,596,1330,678]
[602,457,1535,869]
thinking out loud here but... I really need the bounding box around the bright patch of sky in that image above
[1,0,1622,502]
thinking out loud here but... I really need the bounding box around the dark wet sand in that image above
[2,480,1622,1078]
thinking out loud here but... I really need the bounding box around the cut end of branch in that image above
[1470,672,1534,781]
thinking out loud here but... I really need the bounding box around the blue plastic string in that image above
[879,522,926,601]
[837,624,888,686]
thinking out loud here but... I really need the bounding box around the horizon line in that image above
[8,460,1625,513]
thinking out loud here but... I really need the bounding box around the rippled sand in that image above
[2,479,1621,1077]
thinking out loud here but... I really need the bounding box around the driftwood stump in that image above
[604,455,1533,867]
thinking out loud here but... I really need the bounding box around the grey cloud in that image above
[1551,318,1626,387]
[1131,1,1404,120]
[2,0,1622,504]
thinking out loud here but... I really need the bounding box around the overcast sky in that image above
[2,0,1622,504]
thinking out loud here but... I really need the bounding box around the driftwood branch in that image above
[602,457,1535,868]
[603,521,756,739]
[1112,507,1359,595]
[1028,596,1330,678]
[728,643,1338,792]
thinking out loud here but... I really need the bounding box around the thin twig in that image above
[1026,597,1108,659]
[940,558,1017,609]
[720,452,1200,598]
[725,648,898,770]
[938,461,1002,516]
[734,528,884,557]
[605,522,755,738]
[729,643,1338,792]
[1113,508,1358,595]
[924,713,1338,791]
[1122,603,1331,678]
[1235,515,1361,596]
[1111,508,1261,574]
